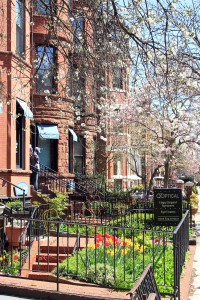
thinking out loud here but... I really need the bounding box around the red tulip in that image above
[105,234,112,239]
[105,241,110,247]
[154,238,160,243]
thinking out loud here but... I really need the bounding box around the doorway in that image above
[38,138,58,171]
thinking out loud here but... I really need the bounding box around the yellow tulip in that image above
[87,244,95,249]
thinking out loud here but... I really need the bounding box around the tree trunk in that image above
[164,161,170,188]
[148,165,162,195]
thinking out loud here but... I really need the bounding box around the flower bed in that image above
[0,251,21,275]
[55,232,174,294]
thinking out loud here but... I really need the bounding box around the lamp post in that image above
[185,181,194,228]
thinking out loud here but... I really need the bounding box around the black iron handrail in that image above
[75,172,105,200]
[31,164,72,195]
[39,163,58,175]
[0,176,26,209]
[39,169,86,194]
[32,163,105,200]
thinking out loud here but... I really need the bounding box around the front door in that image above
[38,138,58,171]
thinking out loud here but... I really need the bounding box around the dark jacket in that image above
[30,147,40,170]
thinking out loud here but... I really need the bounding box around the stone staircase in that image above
[26,237,91,282]
[31,245,72,273]
[37,163,105,202]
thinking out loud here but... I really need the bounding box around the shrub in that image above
[6,200,23,211]
[190,193,199,208]
[45,192,68,217]
[192,185,198,195]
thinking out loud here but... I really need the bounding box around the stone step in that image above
[40,245,76,254]
[27,238,87,282]
[36,253,69,263]
[32,262,57,272]
[28,272,69,283]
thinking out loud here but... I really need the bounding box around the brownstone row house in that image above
[0,0,142,201]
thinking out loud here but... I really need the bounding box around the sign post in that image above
[154,188,182,226]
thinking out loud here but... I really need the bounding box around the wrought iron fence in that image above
[173,210,189,300]
[128,264,161,300]
[0,210,189,299]
[35,163,105,201]
[65,199,155,226]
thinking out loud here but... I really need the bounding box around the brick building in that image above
[0,0,137,199]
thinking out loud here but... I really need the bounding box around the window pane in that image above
[74,138,85,174]
[72,65,85,107]
[36,0,56,15]
[73,17,84,44]
[74,140,84,156]
[68,131,74,173]
[68,58,73,96]
[73,75,85,98]
[16,102,25,169]
[113,68,123,89]
[36,46,56,93]
[68,60,86,109]
[16,0,25,56]
[68,0,72,16]
[16,0,23,27]
[74,157,84,174]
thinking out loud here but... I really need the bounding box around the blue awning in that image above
[17,98,33,119]
[69,128,78,142]
[37,124,59,139]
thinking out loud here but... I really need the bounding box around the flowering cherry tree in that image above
[1,0,199,183]
[121,51,200,189]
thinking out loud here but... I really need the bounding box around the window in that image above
[73,72,85,99]
[74,137,85,174]
[36,45,57,93]
[36,0,56,15]
[72,17,84,45]
[113,68,123,89]
[68,58,86,110]
[68,58,73,97]
[16,0,25,57]
[68,0,72,17]
[68,128,78,174]
[114,158,122,175]
[16,102,25,169]
[68,130,74,173]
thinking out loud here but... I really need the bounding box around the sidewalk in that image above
[188,191,200,300]
[0,276,129,300]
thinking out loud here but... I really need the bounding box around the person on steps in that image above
[30,147,40,191]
